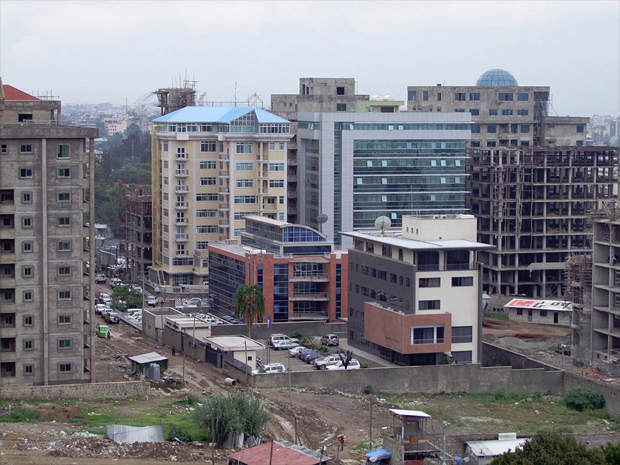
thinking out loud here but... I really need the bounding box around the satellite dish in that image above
[375,216,391,235]
[317,213,328,224]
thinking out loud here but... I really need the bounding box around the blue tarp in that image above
[366,448,391,461]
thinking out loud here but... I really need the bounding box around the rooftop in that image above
[128,352,167,365]
[228,439,330,465]
[476,69,519,86]
[153,106,289,124]
[2,84,40,101]
[341,231,494,252]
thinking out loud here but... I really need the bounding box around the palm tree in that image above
[232,284,265,339]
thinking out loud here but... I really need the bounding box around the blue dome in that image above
[476,69,518,86]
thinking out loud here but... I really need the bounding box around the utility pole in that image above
[369,396,373,448]
[442,421,449,465]
[182,327,186,386]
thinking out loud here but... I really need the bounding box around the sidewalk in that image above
[337,339,392,368]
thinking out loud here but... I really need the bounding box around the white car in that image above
[273,340,299,350]
[289,346,307,357]
[100,294,112,305]
[252,363,286,375]
[95,304,108,315]
[95,274,107,284]
[147,295,158,306]
[132,286,143,294]
[314,355,343,369]
[325,360,361,370]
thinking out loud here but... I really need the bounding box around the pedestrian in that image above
[338,435,345,451]
[107,331,111,340]
[172,346,176,357]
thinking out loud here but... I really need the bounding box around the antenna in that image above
[374,216,391,236]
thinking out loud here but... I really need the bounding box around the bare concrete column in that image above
[89,137,96,382]
[42,138,49,385]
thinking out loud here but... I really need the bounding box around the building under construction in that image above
[125,189,153,282]
[467,146,619,298]
[154,81,196,116]
[564,254,592,359]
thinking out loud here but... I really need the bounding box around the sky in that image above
[1,1,619,117]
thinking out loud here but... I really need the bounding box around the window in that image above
[58,266,71,276]
[455,109,465,112]
[422,90,429,101]
[455,92,466,101]
[269,162,284,172]
[517,109,529,116]
[469,109,480,116]
[163,160,169,169]
[163,241,168,250]
[200,177,216,186]
[269,180,284,188]
[336,103,346,111]
[489,109,498,116]
[437,93,442,101]
[279,196,284,204]
[451,326,473,343]
[521,124,530,133]
[236,179,253,188]
[419,278,440,288]
[22,217,32,228]
[57,192,71,202]
[24,365,33,376]
[540,310,548,317]
[516,309,523,315]
[58,291,71,300]
[453,351,472,363]
[22,192,32,203]
[336,86,345,95]
[23,266,33,277]
[163,209,169,218]
[236,142,253,154]
[197,225,218,233]
[471,141,481,147]
[279,213,284,220]
[487,125,497,134]
[200,141,216,152]
[576,140,584,146]
[196,241,209,249]
[469,92,481,101]
[20,144,33,154]
[196,193,218,201]
[58,339,72,349]
[24,340,33,350]
[498,93,513,101]
[57,145,69,158]
[408,90,417,101]
[200,160,217,169]
[20,168,33,178]
[487,141,497,147]
[1,144,7,154]
[23,291,33,302]
[413,326,444,344]
[163,177,168,185]
[23,315,33,326]
[419,300,440,310]
[176,147,186,159]
[234,196,256,204]
[236,162,253,171]
[22,242,32,253]
[577,124,585,133]
[57,168,71,178]
[502,109,513,116]
[58,315,71,324]
[59,363,72,373]
[196,209,217,218]
[58,217,70,226]
[471,124,481,134]
[452,276,473,286]
[279,142,284,151]
[269,142,275,151]
[517,93,529,101]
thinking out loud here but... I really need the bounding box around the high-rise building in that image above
[0,80,97,385]
[125,189,153,282]
[407,69,588,148]
[296,111,470,248]
[150,107,293,287]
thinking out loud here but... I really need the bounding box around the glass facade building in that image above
[297,112,471,248]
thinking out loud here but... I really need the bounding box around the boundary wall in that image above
[0,381,149,399]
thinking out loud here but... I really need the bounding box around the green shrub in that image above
[363,385,374,395]
[167,426,193,442]
[565,387,605,411]
[182,393,200,406]
[7,407,40,422]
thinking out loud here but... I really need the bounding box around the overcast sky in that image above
[1,1,619,117]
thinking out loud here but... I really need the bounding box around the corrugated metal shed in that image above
[227,439,330,465]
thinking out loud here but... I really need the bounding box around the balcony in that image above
[176,234,189,242]
[175,186,189,194]
[259,205,278,213]
[175,219,189,226]
[219,152,229,161]
[175,154,188,160]
[289,292,329,301]
[290,274,329,282]
[219,203,230,211]
[175,170,189,177]
[218,219,230,227]
[0,252,15,264]
[219,170,229,178]
[290,312,328,321]
[175,253,189,259]
[176,201,188,210]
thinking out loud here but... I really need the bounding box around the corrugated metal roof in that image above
[128,352,167,365]
[466,438,528,457]
[389,409,431,418]
[153,106,289,124]
[228,439,330,465]
[2,85,40,101]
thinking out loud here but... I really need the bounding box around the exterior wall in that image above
[0,96,97,386]
[297,111,470,248]
[0,381,148,399]
[507,308,571,325]
[541,117,589,147]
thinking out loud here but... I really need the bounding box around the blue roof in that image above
[476,69,518,86]
[366,448,391,460]
[153,106,289,124]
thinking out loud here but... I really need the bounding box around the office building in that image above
[343,215,492,365]
[296,111,470,248]
[208,215,347,322]
[150,107,292,287]
[0,80,97,385]
[407,68,588,148]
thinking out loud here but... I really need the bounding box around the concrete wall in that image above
[0,381,149,399]
[251,363,564,396]
[210,321,347,340]
[565,372,620,416]
[482,342,560,371]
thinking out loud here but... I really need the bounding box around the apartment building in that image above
[150,106,292,287]
[208,215,346,322]
[468,146,618,298]
[0,80,97,385]
[343,215,492,365]
[296,111,470,248]
[406,68,588,148]
[125,189,153,282]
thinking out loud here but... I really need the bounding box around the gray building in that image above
[0,80,98,385]
[297,111,470,248]
[407,69,588,149]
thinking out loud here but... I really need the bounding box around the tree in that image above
[111,284,142,311]
[233,284,265,339]
[491,431,605,465]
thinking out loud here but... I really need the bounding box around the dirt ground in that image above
[1,304,619,464]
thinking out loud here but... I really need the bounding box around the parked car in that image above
[289,346,307,357]
[301,350,319,362]
[110,278,123,288]
[304,352,322,364]
[326,360,361,370]
[95,324,110,338]
[147,295,159,306]
[314,355,343,369]
[297,348,314,360]
[95,304,108,315]
[105,312,120,324]
[252,363,286,375]
[269,334,300,347]
[132,286,143,294]
[321,334,340,346]
[95,274,107,284]
[273,340,299,351]
[99,293,111,305]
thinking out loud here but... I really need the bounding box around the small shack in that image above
[465,433,529,465]
[227,439,330,465]
[382,409,440,465]
[504,298,571,326]
[204,335,264,371]
[128,352,168,377]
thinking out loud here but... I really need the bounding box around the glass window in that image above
[469,109,480,116]
[517,93,529,101]
[408,91,417,101]
[489,109,498,116]
[471,124,481,134]
[577,125,585,133]
[336,103,347,111]
[423,91,429,101]
[455,92,466,101]
[419,278,440,287]
[517,109,529,116]
[452,326,473,343]
[200,141,216,152]
[502,109,513,116]
[20,168,33,178]
[269,180,284,188]
[521,124,530,133]
[419,300,440,310]
[269,163,284,172]
[236,162,253,171]
[57,145,69,158]
[200,160,217,169]
[236,142,253,154]
[469,93,480,101]
[487,125,497,133]
[498,93,513,101]
[452,276,473,286]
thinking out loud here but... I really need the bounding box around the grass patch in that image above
[484,313,508,320]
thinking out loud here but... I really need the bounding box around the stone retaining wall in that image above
[0,381,149,400]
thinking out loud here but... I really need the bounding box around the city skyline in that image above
[1,1,619,117]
